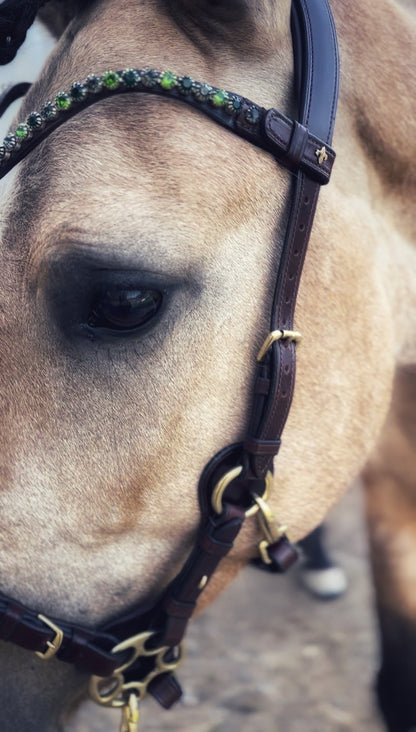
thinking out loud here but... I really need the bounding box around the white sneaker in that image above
[299,565,348,600]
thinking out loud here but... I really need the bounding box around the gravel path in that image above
[68,484,385,732]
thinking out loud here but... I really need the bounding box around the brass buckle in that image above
[251,493,289,564]
[35,614,64,660]
[211,466,272,517]
[89,631,184,709]
[257,329,302,362]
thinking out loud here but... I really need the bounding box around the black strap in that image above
[0,82,31,118]
[292,0,339,142]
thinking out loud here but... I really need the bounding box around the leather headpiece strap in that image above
[0,0,339,724]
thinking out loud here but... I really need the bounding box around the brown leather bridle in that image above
[0,0,339,726]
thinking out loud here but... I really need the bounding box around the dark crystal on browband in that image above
[85,74,102,94]
[40,101,57,120]
[27,112,42,129]
[70,83,87,101]
[141,69,160,88]
[3,133,16,151]
[122,69,140,87]
[0,67,256,178]
[245,106,261,124]
[179,76,193,94]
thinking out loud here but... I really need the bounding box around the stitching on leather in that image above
[257,176,320,475]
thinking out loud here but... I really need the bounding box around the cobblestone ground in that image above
[67,485,385,732]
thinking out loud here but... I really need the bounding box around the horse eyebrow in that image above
[171,0,250,25]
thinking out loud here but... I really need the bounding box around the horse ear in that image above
[0,0,83,64]
[0,0,48,64]
[38,1,79,39]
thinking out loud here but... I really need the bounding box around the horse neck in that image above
[332,0,416,366]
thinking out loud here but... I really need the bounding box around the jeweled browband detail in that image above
[0,66,335,184]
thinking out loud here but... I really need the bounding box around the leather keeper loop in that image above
[163,597,195,620]
[282,120,308,169]
[148,673,182,709]
[244,437,281,457]
[198,532,233,556]
[266,536,299,572]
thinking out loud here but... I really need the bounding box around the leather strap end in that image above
[265,536,299,573]
[148,672,182,709]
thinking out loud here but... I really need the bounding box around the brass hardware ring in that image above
[211,465,243,515]
[89,631,184,709]
[211,466,273,517]
[245,471,273,517]
[257,329,302,362]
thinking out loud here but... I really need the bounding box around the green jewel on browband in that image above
[210,89,228,108]
[55,92,71,111]
[0,67,262,174]
[15,123,29,140]
[160,71,177,90]
[102,71,120,90]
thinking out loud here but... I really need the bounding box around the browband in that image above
[0,0,339,726]
[0,67,335,183]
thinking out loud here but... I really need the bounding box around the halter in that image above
[0,0,339,728]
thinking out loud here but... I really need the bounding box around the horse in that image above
[0,0,414,730]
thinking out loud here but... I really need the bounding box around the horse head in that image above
[0,0,414,729]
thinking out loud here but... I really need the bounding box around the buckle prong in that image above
[35,614,64,660]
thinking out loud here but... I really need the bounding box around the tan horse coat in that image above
[0,0,414,728]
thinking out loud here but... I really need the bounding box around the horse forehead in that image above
[24,0,293,123]
[51,1,224,83]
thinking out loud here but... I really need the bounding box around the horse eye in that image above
[87,288,163,332]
